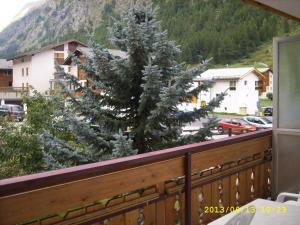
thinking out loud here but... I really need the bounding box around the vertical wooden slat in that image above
[222,177,230,210]
[109,215,125,225]
[254,165,261,199]
[181,192,185,225]
[144,204,156,225]
[125,210,138,225]
[184,152,192,225]
[191,187,200,225]
[156,183,166,225]
[259,163,265,198]
[229,174,237,207]
[211,180,220,220]
[245,168,253,202]
[239,169,247,205]
[165,195,177,225]
[202,183,212,223]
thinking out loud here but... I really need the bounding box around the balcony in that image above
[0,87,29,101]
[0,129,272,225]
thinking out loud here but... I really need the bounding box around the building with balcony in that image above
[10,39,87,96]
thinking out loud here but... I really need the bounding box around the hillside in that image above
[0,0,298,66]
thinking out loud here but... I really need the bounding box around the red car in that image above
[217,118,257,134]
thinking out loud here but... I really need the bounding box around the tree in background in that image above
[39,4,224,169]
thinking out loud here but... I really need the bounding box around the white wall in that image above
[13,60,32,89]
[31,50,55,94]
[198,72,259,115]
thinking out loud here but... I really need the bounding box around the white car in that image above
[242,116,272,129]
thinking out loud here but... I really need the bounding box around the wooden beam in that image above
[243,0,300,22]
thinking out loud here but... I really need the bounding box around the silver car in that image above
[242,116,272,129]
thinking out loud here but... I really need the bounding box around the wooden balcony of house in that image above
[0,87,29,101]
[0,129,272,225]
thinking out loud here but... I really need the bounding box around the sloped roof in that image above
[64,47,127,65]
[243,0,300,22]
[78,47,127,59]
[196,67,269,81]
[0,59,12,70]
[9,39,88,60]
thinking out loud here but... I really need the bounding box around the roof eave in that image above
[243,0,300,22]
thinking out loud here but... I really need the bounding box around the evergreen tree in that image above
[41,4,224,167]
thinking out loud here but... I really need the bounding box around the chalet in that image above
[63,47,127,94]
[195,67,272,115]
[10,39,88,95]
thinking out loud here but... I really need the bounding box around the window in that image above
[26,83,29,89]
[26,67,29,76]
[255,80,262,90]
[8,81,12,87]
[22,83,24,90]
[229,80,236,90]
[68,66,71,73]
[54,52,65,65]
[244,80,247,86]
[54,52,64,59]
[22,68,24,77]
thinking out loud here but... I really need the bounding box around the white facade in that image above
[196,68,265,115]
[12,41,86,95]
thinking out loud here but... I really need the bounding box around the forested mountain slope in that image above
[0,0,298,65]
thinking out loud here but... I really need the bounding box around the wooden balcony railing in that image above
[0,129,272,225]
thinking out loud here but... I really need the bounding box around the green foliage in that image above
[23,91,56,131]
[259,98,272,108]
[153,0,298,64]
[0,92,76,178]
[266,92,273,101]
[0,118,43,179]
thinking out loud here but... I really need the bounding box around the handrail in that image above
[0,128,272,197]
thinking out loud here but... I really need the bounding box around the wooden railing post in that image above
[185,152,192,225]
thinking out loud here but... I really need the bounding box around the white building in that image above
[10,39,88,95]
[195,67,271,115]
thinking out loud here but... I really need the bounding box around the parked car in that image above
[242,116,272,129]
[175,109,194,119]
[263,106,273,116]
[0,107,9,118]
[217,118,257,134]
[0,104,25,121]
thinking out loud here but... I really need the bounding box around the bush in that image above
[266,92,273,101]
